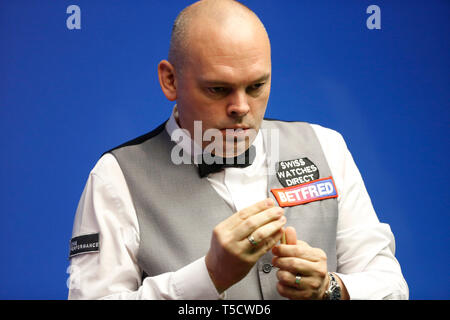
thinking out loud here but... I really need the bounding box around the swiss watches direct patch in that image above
[276,157,319,187]
[271,176,338,207]
[69,233,100,258]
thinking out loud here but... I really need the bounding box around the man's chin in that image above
[215,137,255,158]
[201,127,258,158]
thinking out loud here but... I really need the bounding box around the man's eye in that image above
[247,83,265,92]
[208,87,228,95]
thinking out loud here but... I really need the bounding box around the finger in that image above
[243,215,286,245]
[277,282,311,300]
[277,269,303,290]
[252,229,284,257]
[220,198,275,230]
[281,227,286,244]
[272,241,320,262]
[285,226,297,245]
[276,270,321,291]
[233,206,284,240]
[239,198,275,220]
[271,256,316,276]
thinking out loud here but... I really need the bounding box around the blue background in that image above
[0,0,448,299]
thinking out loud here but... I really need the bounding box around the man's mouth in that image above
[220,127,250,135]
[220,127,257,141]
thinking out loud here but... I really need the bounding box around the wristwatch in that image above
[323,272,341,300]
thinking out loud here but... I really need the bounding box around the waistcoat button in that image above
[262,263,272,273]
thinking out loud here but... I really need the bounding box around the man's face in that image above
[175,21,271,157]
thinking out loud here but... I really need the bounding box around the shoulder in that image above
[263,119,349,163]
[104,121,168,155]
[91,152,122,178]
[309,124,349,162]
[309,123,345,145]
[263,118,346,144]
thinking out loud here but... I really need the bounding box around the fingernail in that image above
[266,198,274,206]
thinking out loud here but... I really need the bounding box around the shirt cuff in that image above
[334,272,363,300]
[171,256,225,300]
[335,272,407,300]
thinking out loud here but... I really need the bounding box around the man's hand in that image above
[271,227,330,300]
[205,198,286,293]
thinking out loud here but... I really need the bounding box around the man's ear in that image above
[158,60,177,101]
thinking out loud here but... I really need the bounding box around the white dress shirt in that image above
[68,107,409,300]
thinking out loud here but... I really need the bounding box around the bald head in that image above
[168,0,270,74]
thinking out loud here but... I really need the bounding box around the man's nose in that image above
[226,91,250,118]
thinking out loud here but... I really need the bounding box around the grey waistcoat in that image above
[108,119,338,300]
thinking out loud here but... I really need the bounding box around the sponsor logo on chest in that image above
[271,177,338,207]
[271,157,338,207]
[276,157,320,187]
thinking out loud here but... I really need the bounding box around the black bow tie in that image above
[197,145,256,178]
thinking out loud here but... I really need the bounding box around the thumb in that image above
[285,226,297,245]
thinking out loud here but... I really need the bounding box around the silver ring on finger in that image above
[247,234,259,246]
[295,274,302,287]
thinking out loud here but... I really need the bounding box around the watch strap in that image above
[323,272,341,300]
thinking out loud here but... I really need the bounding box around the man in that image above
[68,0,408,300]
